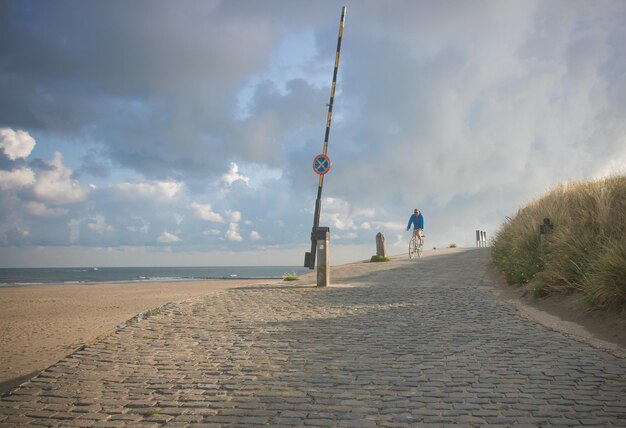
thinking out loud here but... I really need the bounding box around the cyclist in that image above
[406,209,425,248]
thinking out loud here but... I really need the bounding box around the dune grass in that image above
[491,175,626,313]
[282,272,300,281]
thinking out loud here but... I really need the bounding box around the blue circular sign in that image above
[313,154,332,175]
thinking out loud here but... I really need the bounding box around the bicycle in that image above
[408,229,424,259]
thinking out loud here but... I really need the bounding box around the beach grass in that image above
[491,175,626,313]
[282,272,300,281]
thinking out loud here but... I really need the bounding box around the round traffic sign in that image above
[313,154,332,175]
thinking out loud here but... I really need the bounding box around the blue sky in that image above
[1,0,625,267]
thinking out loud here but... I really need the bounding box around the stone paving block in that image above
[1,249,625,426]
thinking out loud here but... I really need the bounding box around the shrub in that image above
[449,243,457,248]
[370,255,391,262]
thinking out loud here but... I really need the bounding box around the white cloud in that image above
[320,197,380,232]
[87,215,114,233]
[114,180,182,200]
[157,231,181,243]
[250,230,261,241]
[127,224,149,233]
[24,201,68,217]
[225,222,243,241]
[227,210,242,223]
[0,128,36,160]
[191,202,224,222]
[376,221,406,232]
[0,168,35,190]
[202,229,221,236]
[354,208,376,218]
[33,152,90,204]
[221,162,250,186]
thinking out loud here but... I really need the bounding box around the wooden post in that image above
[539,218,554,252]
[376,232,386,257]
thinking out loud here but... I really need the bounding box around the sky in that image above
[1,0,625,268]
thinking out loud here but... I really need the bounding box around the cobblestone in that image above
[1,249,625,426]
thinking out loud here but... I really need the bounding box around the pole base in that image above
[304,252,314,269]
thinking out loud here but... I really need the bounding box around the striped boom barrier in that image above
[305,6,347,269]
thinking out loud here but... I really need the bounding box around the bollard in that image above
[376,232,386,257]
[476,230,487,247]
[313,227,330,287]
[539,218,554,252]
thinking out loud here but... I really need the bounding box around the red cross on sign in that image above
[313,154,332,175]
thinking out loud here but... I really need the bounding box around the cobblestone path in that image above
[1,249,625,427]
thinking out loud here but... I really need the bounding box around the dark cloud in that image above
[74,149,111,179]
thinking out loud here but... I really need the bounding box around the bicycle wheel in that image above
[408,237,417,259]
[417,239,424,258]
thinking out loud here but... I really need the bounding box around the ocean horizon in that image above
[0,265,311,287]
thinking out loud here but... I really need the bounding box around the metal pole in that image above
[305,6,347,269]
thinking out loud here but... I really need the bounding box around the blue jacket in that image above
[407,213,424,230]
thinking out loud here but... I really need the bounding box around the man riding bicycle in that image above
[406,209,425,247]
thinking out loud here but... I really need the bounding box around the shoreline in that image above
[0,278,278,394]
[0,276,287,288]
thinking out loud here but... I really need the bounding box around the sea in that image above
[0,266,311,287]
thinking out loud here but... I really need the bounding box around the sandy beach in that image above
[0,278,277,393]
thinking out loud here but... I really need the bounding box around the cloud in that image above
[157,231,181,243]
[202,229,221,236]
[0,128,36,160]
[24,201,68,217]
[319,197,380,233]
[87,215,114,234]
[32,152,90,204]
[250,231,261,241]
[113,180,182,200]
[221,162,250,187]
[76,149,111,178]
[0,168,35,190]
[227,210,242,223]
[190,202,224,222]
[225,223,243,242]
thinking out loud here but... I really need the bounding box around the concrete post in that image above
[476,230,480,247]
[313,227,330,287]
[376,232,386,257]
